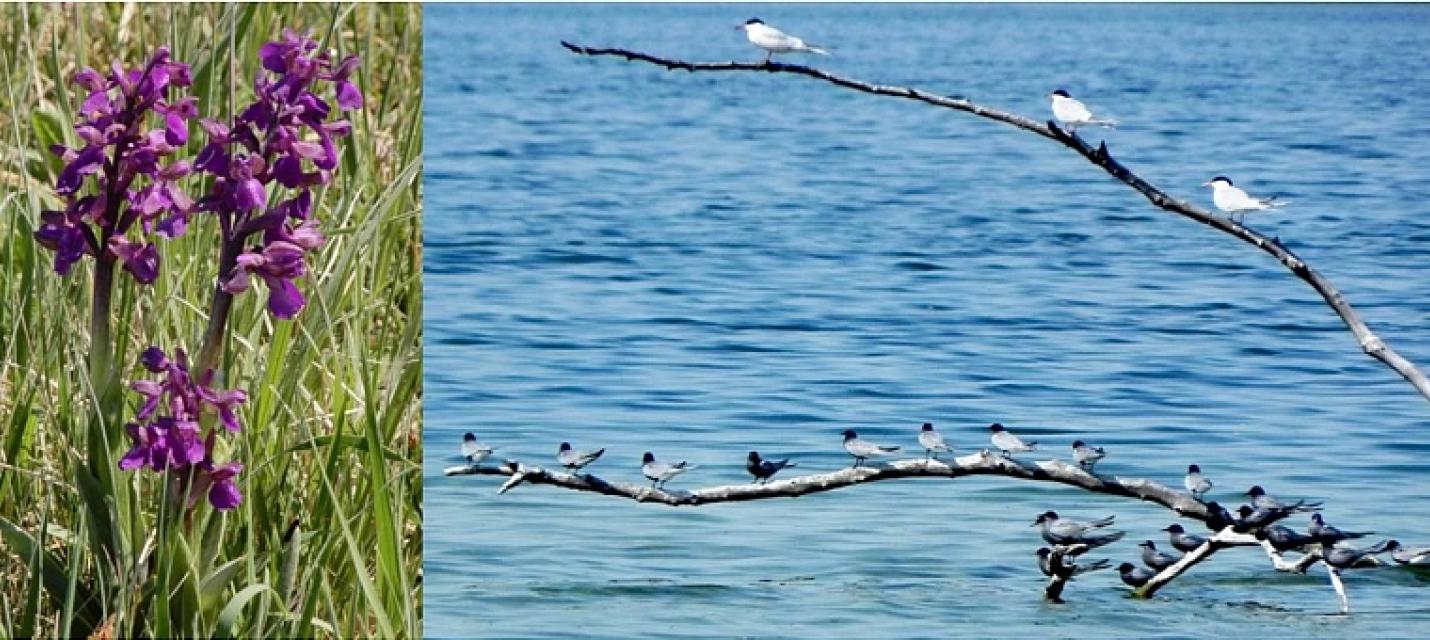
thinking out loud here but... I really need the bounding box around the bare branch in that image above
[447,451,1212,516]
[560,41,1430,405]
[1327,566,1350,614]
[1135,527,1259,598]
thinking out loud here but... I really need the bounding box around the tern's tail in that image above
[802,45,831,56]
[1088,515,1117,528]
[1357,540,1394,556]
[1076,558,1113,575]
[1084,530,1126,549]
[1090,118,1118,129]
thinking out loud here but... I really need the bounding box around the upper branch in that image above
[446,450,1211,518]
[560,41,1430,405]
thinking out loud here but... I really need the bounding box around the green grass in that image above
[0,4,422,638]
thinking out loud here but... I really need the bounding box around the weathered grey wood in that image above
[559,41,1430,405]
[1134,527,1258,598]
[446,451,1211,516]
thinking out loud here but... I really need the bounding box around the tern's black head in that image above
[1138,540,1155,549]
[1072,440,1085,448]
[990,423,1006,433]
[1036,547,1052,557]
[1210,176,1233,186]
[1386,540,1401,552]
[559,442,572,452]
[841,429,858,441]
[1311,513,1325,524]
[1237,505,1255,517]
[922,422,934,431]
[1034,511,1058,524]
[1051,89,1070,98]
[745,18,764,25]
[748,451,761,462]
[1187,464,1201,473]
[463,432,476,441]
[1246,485,1266,497]
[1117,562,1136,573]
[1163,524,1185,533]
[642,452,655,464]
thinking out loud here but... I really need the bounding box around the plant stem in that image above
[195,239,240,380]
[88,254,116,389]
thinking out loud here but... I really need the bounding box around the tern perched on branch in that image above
[1203,176,1288,223]
[1048,89,1117,132]
[1161,524,1208,554]
[841,429,900,468]
[746,451,796,484]
[641,452,693,489]
[1071,440,1106,471]
[737,18,829,62]
[918,422,952,460]
[1033,511,1123,548]
[461,432,494,465]
[1138,540,1181,571]
[989,423,1037,457]
[1184,464,1213,501]
[557,442,605,472]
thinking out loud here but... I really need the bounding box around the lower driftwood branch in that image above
[560,41,1430,405]
[1135,528,1258,598]
[446,451,1211,517]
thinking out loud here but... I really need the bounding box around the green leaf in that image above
[28,107,64,178]
[200,556,246,601]
[215,583,276,639]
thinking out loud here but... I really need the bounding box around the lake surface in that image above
[423,5,1430,638]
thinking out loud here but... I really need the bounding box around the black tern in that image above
[1036,547,1111,578]
[1118,562,1156,588]
[1246,485,1321,512]
[1263,525,1318,553]
[1389,542,1430,566]
[1161,524,1208,553]
[746,451,795,484]
[641,452,693,489]
[1033,511,1124,548]
[918,423,952,460]
[557,442,605,472]
[1138,540,1181,571]
[461,432,494,464]
[1308,513,1373,546]
[842,429,900,468]
[1184,464,1213,501]
[1324,540,1397,569]
[1235,504,1298,532]
[1070,440,1105,471]
[989,423,1037,457]
[1203,501,1238,532]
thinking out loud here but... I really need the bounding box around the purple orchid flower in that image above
[35,46,198,284]
[195,29,360,319]
[118,346,246,511]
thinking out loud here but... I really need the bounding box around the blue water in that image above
[423,4,1430,638]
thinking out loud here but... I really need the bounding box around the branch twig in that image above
[559,41,1430,405]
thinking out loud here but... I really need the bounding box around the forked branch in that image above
[559,41,1430,405]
